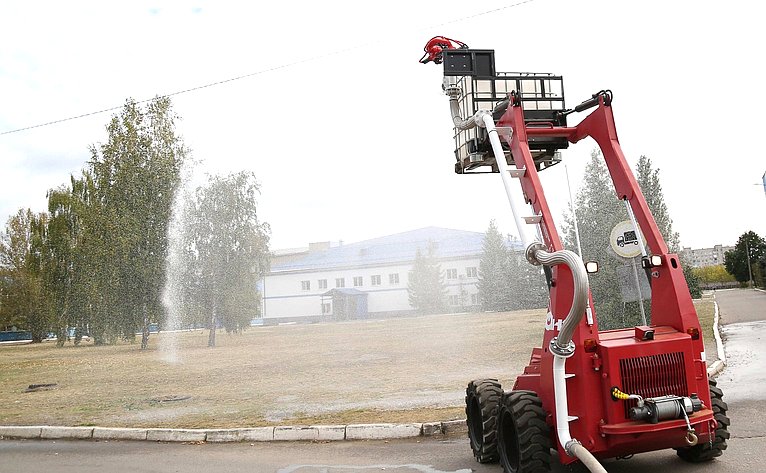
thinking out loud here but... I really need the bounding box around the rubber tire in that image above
[675,377,731,462]
[496,390,551,473]
[466,379,503,463]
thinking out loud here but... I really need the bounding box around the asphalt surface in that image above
[0,434,763,473]
[1,289,764,473]
[714,288,766,324]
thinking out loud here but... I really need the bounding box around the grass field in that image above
[0,299,715,428]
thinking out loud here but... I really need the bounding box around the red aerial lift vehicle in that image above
[421,38,730,472]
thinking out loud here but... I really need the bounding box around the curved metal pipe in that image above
[527,244,589,351]
[449,96,482,130]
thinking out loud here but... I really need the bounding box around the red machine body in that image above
[501,96,715,462]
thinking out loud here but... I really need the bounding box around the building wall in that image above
[263,257,481,322]
[681,244,734,268]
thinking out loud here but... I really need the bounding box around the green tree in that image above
[477,221,512,311]
[42,183,84,346]
[635,156,679,251]
[85,97,187,347]
[0,209,51,341]
[635,156,700,298]
[692,264,737,286]
[407,241,447,315]
[184,172,271,347]
[507,246,549,310]
[724,231,766,287]
[562,150,625,329]
[478,222,549,312]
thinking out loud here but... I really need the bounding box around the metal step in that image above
[523,214,542,224]
[508,167,526,178]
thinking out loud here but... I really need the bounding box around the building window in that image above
[446,268,457,279]
[471,294,479,305]
[389,273,400,284]
[336,278,345,288]
[353,276,363,287]
[466,267,478,278]
[448,295,459,305]
[371,275,381,286]
[322,302,331,314]
[301,280,310,291]
[318,279,328,290]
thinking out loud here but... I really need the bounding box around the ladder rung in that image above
[523,214,543,224]
[508,167,526,178]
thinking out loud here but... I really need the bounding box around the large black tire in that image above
[496,390,551,473]
[676,377,730,462]
[466,379,503,463]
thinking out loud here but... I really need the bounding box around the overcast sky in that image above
[1,0,764,252]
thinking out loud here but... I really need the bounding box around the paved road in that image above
[715,288,766,441]
[1,434,763,473]
[1,289,764,473]
[714,288,766,324]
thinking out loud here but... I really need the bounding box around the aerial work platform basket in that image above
[442,49,568,174]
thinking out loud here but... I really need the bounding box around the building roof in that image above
[322,288,368,297]
[270,226,522,273]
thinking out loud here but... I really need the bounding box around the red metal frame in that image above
[499,97,713,463]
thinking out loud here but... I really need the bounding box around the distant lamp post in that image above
[745,239,754,288]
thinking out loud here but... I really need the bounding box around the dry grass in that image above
[0,299,719,428]
[0,310,544,428]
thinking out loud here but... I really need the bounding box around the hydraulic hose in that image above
[569,443,608,473]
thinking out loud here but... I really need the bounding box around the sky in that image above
[1,0,764,252]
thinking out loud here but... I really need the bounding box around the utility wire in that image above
[0,0,537,136]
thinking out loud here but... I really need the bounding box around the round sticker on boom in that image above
[610,220,643,258]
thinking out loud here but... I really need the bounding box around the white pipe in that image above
[553,355,574,449]
[480,112,530,248]
[553,355,608,473]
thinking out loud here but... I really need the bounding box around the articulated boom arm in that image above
[496,95,698,332]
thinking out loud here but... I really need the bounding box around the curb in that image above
[0,420,468,443]
[707,297,727,378]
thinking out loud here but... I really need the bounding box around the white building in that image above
[680,244,733,268]
[262,227,515,324]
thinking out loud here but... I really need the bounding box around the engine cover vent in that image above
[619,351,688,418]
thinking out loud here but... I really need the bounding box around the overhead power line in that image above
[0,0,537,136]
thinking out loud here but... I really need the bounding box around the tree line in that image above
[0,98,270,347]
